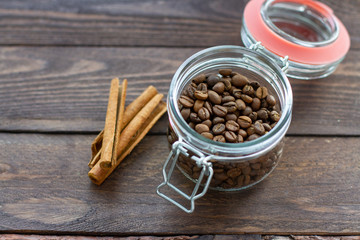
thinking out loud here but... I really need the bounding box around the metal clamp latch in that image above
[156,140,213,213]
[250,41,289,73]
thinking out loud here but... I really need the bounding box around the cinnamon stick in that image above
[88,100,166,185]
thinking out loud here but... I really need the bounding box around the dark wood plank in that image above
[1,133,360,234]
[0,0,357,48]
[0,47,359,135]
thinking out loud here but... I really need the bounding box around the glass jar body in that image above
[166,45,293,191]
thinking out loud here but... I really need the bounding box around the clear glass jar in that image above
[157,45,293,213]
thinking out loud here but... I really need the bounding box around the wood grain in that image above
[0,47,359,135]
[1,133,360,234]
[0,0,357,48]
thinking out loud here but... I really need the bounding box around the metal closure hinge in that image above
[156,140,213,213]
[249,41,289,73]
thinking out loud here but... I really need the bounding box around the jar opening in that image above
[261,0,339,47]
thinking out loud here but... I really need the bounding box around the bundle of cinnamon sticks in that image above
[88,78,166,185]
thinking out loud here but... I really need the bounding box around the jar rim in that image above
[168,45,293,160]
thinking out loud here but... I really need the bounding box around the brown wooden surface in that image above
[1,134,360,234]
[0,0,360,238]
[0,47,359,135]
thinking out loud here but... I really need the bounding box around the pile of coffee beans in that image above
[178,69,281,143]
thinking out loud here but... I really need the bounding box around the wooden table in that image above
[1,1,359,239]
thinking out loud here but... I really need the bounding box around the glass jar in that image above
[157,45,293,213]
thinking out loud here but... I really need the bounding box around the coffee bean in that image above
[222,95,235,103]
[251,98,261,111]
[247,125,256,135]
[212,81,225,94]
[257,109,268,121]
[202,119,212,128]
[238,129,247,138]
[231,74,249,88]
[241,94,253,104]
[208,90,222,105]
[250,81,260,90]
[212,123,226,135]
[261,99,269,108]
[266,94,276,107]
[224,131,237,143]
[222,91,230,96]
[207,74,220,87]
[254,121,265,135]
[237,134,244,143]
[248,134,260,141]
[213,117,225,125]
[213,135,226,143]
[193,73,206,84]
[237,116,252,128]
[227,168,242,178]
[243,85,255,96]
[263,123,272,131]
[190,112,201,123]
[181,108,191,121]
[193,100,204,113]
[195,123,210,134]
[201,132,213,140]
[179,95,194,108]
[226,120,240,132]
[186,85,196,100]
[213,105,228,117]
[219,69,232,76]
[270,110,280,122]
[204,101,213,115]
[226,113,237,121]
[198,107,210,120]
[248,112,258,122]
[256,86,268,99]
[231,88,242,99]
[194,90,208,100]
[235,99,246,111]
[243,106,253,116]
[189,122,195,129]
[222,78,232,91]
[223,101,237,113]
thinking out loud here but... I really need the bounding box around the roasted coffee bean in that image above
[243,106,253,116]
[195,123,210,134]
[257,109,268,121]
[219,69,232,76]
[231,74,249,88]
[243,85,255,96]
[254,121,265,135]
[248,112,258,122]
[226,113,238,121]
[189,112,201,123]
[186,84,197,100]
[232,88,242,99]
[212,123,226,135]
[192,73,206,84]
[201,132,213,140]
[237,116,252,128]
[270,122,277,128]
[263,123,272,131]
[207,74,220,87]
[235,99,246,111]
[213,135,226,142]
[226,120,240,132]
[237,134,244,143]
[261,99,269,108]
[204,101,213,115]
[238,129,247,138]
[194,90,208,100]
[224,131,237,143]
[193,100,204,113]
[223,101,237,113]
[213,117,225,125]
[246,125,255,135]
[222,95,235,103]
[227,168,242,178]
[222,91,230,96]
[241,94,253,104]
[222,78,232,91]
[213,105,228,117]
[250,81,260,90]
[208,90,222,105]
[256,86,268,99]
[212,81,225,94]
[266,94,276,107]
[179,95,194,108]
[251,97,261,111]
[181,108,191,121]
[270,110,280,122]
[198,107,210,120]
[197,82,208,92]
[248,134,260,141]
[189,122,195,129]
[202,119,212,128]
